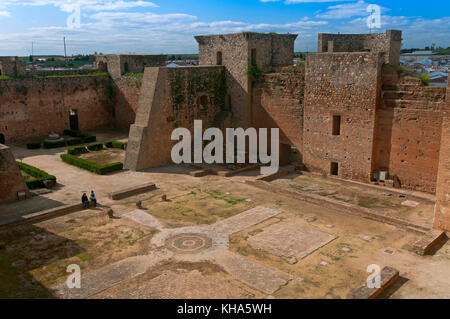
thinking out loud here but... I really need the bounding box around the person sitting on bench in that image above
[89,190,97,207]
[82,192,89,209]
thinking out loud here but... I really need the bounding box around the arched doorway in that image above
[0,133,5,145]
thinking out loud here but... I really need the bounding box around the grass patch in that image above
[204,189,246,205]
[77,252,93,261]
[123,72,143,78]
[358,196,379,208]
[60,153,123,175]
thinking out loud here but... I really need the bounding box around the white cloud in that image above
[0,11,11,17]
[0,0,158,12]
[315,0,390,19]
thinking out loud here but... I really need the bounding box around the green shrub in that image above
[68,145,87,155]
[43,140,66,149]
[60,154,123,175]
[417,73,430,86]
[246,61,262,85]
[87,142,103,151]
[17,162,56,190]
[64,129,79,137]
[397,66,406,75]
[66,138,83,146]
[104,140,126,149]
[79,134,96,143]
[26,142,41,149]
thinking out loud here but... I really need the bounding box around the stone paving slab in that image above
[212,250,293,294]
[123,209,164,231]
[248,221,337,263]
[53,251,172,299]
[209,206,282,236]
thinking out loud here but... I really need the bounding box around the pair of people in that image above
[82,191,97,209]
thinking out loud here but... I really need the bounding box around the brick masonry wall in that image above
[374,76,446,193]
[195,33,296,129]
[252,67,305,159]
[0,75,113,143]
[125,66,226,170]
[318,30,402,66]
[303,52,382,182]
[0,144,28,203]
[434,81,450,231]
[112,76,142,128]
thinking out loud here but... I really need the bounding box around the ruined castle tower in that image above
[195,32,297,128]
[303,30,402,182]
[125,32,297,171]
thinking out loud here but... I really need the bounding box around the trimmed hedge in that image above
[64,129,78,137]
[17,161,56,190]
[43,140,67,149]
[60,154,123,175]
[68,145,87,155]
[66,138,83,146]
[79,134,96,143]
[87,142,103,151]
[104,141,126,150]
[26,142,41,149]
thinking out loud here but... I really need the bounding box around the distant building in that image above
[429,72,448,86]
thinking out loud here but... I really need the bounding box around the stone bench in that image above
[108,182,157,200]
[0,203,83,230]
[412,230,448,255]
[256,169,290,182]
[347,266,400,299]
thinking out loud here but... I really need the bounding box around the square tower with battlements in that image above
[195,32,298,128]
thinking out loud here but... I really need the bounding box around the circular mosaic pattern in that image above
[165,233,212,254]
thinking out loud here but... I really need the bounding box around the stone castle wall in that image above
[433,81,450,231]
[195,32,296,129]
[303,52,383,182]
[0,144,28,203]
[318,30,402,66]
[252,67,305,159]
[94,54,166,78]
[374,75,446,193]
[125,66,226,170]
[112,76,143,128]
[0,75,113,143]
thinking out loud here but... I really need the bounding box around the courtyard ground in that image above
[0,129,449,299]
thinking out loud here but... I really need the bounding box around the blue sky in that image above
[0,0,448,55]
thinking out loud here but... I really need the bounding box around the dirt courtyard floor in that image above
[0,129,449,299]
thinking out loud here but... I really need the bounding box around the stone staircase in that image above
[382,77,445,110]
